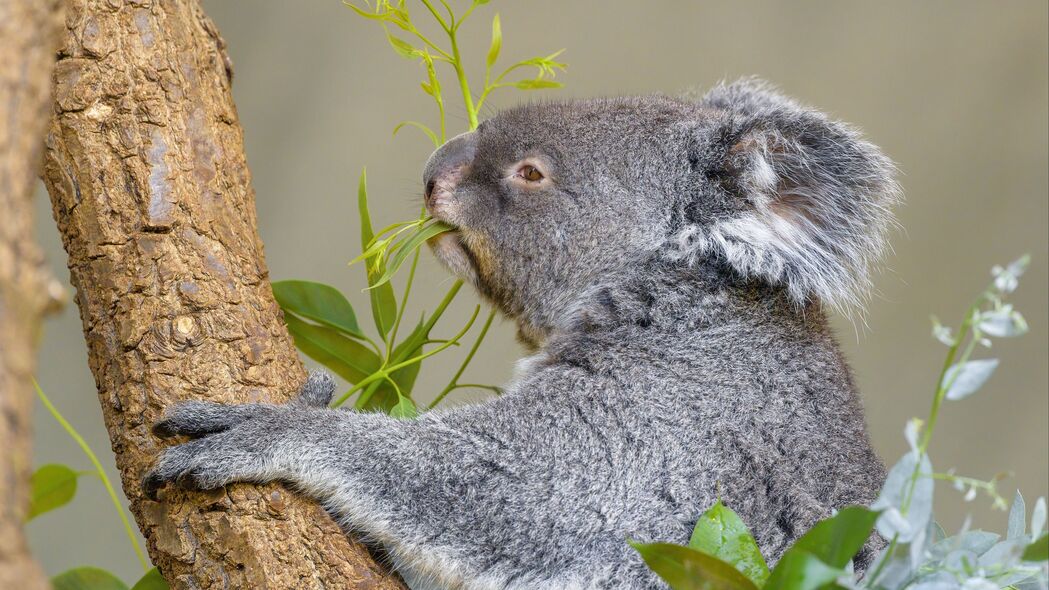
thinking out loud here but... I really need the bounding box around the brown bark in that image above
[39,1,405,588]
[0,0,66,588]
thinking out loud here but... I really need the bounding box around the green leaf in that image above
[273,280,362,338]
[486,14,502,69]
[763,549,844,590]
[1023,534,1049,561]
[356,169,397,336]
[386,32,421,60]
[130,568,169,590]
[390,395,418,419]
[785,506,880,568]
[368,221,454,289]
[630,542,760,590]
[52,567,129,590]
[688,500,770,586]
[285,313,381,383]
[513,79,564,90]
[27,463,78,520]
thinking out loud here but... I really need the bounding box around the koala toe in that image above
[296,370,336,408]
[142,437,212,500]
[152,401,266,439]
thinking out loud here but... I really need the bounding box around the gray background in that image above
[28,0,1048,581]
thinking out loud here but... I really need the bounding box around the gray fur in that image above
[146,79,896,589]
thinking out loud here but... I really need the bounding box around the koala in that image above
[145,79,899,589]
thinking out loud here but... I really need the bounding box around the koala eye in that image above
[517,164,544,182]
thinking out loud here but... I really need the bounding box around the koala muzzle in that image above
[423,131,477,213]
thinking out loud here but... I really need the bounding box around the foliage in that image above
[30,381,166,589]
[276,0,567,414]
[632,256,1048,590]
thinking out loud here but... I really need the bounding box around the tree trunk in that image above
[39,1,405,588]
[0,0,66,588]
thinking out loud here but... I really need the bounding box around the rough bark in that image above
[0,0,67,588]
[39,1,405,588]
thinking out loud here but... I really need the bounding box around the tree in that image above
[0,0,66,588]
[39,0,405,587]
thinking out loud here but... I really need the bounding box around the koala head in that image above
[423,78,899,347]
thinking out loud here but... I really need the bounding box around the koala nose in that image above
[423,131,477,210]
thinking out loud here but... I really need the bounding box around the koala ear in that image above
[671,79,901,314]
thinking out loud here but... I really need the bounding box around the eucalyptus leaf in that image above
[130,568,170,590]
[386,32,421,59]
[356,169,398,336]
[786,506,880,568]
[763,549,844,590]
[273,280,362,338]
[688,500,769,586]
[977,307,1028,338]
[1023,534,1048,561]
[629,541,760,590]
[368,221,453,289]
[1009,491,1027,540]
[52,567,129,590]
[943,359,999,401]
[27,463,78,520]
[513,79,563,90]
[1031,497,1047,539]
[872,453,934,543]
[486,14,502,69]
[285,314,380,384]
[390,395,418,419]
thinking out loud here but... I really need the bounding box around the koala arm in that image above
[144,371,644,587]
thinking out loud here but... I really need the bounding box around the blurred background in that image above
[28,0,1047,580]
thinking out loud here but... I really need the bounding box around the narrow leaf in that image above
[356,169,398,336]
[27,463,78,520]
[513,79,564,90]
[285,313,381,383]
[486,14,502,69]
[130,568,170,590]
[943,359,999,400]
[1008,490,1027,540]
[688,500,770,586]
[393,121,439,148]
[52,567,130,590]
[273,280,362,337]
[368,221,453,289]
[630,541,760,590]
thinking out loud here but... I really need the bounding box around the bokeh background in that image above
[28,0,1048,581]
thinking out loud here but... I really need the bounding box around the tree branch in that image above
[39,0,405,587]
[0,0,66,587]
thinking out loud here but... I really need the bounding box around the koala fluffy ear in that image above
[670,78,901,314]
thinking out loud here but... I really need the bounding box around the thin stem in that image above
[448,29,479,130]
[353,280,464,409]
[334,301,479,407]
[418,0,450,32]
[34,380,150,572]
[429,308,496,409]
[387,245,422,363]
[919,298,983,452]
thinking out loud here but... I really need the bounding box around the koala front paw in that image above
[143,371,334,500]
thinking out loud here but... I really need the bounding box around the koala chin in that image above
[146,78,900,589]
